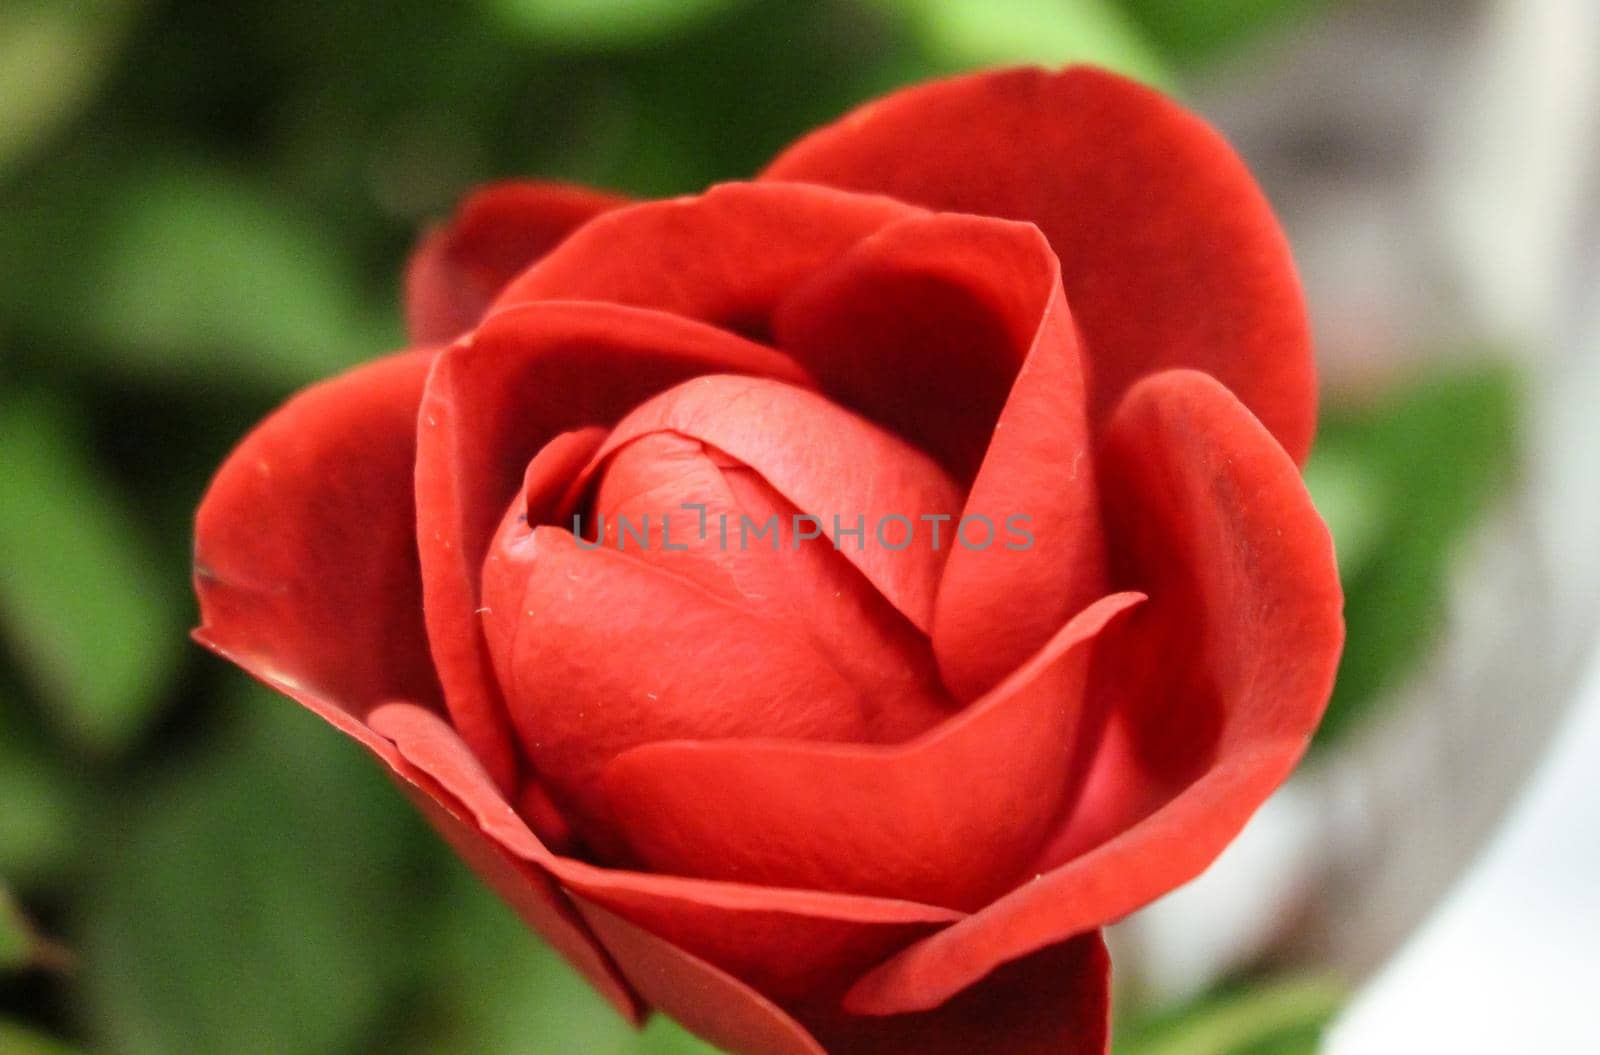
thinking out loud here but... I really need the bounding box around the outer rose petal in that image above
[194,349,641,1020]
[574,902,827,1055]
[489,181,921,331]
[763,65,1317,463]
[1052,370,1343,851]
[415,302,808,792]
[404,180,627,343]
[802,933,1110,1055]
[845,370,1342,1014]
[600,593,1143,910]
[194,349,442,717]
[782,212,1106,698]
[771,213,1104,699]
[368,701,962,1007]
[581,905,1110,1055]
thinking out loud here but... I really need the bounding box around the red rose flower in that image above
[194,66,1343,1054]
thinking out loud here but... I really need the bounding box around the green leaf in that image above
[881,0,1172,88]
[1117,975,1344,1055]
[637,1019,727,1054]
[0,389,185,752]
[81,163,391,388]
[1303,442,1386,579]
[0,888,30,970]
[0,884,67,976]
[393,855,722,1053]
[0,0,136,178]
[486,0,740,49]
[1115,0,1329,65]
[0,701,82,881]
[77,686,429,1055]
[1313,360,1520,746]
[0,158,391,391]
[392,860,638,1054]
[0,1019,93,1055]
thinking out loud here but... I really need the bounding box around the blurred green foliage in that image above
[0,892,30,972]
[0,1,137,176]
[0,1019,91,1055]
[874,0,1172,86]
[1308,360,1521,746]
[0,392,184,752]
[79,692,425,1055]
[1118,0,1328,64]
[0,699,82,885]
[74,687,722,1054]
[1116,975,1344,1055]
[487,0,746,48]
[0,0,1513,1052]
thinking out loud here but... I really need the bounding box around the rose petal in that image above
[404,180,626,343]
[503,426,610,848]
[574,374,964,633]
[1053,368,1344,849]
[489,181,922,335]
[771,213,1105,698]
[803,933,1110,1055]
[764,65,1317,463]
[600,593,1143,910]
[574,901,826,1055]
[844,369,1343,1014]
[522,426,610,523]
[368,701,961,1006]
[194,349,442,718]
[415,301,808,792]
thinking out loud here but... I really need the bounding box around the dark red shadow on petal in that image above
[844,370,1342,1015]
[772,213,1045,484]
[764,66,1317,464]
[488,181,922,337]
[804,932,1110,1055]
[404,180,627,344]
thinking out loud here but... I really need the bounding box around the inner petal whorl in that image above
[477,379,964,855]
